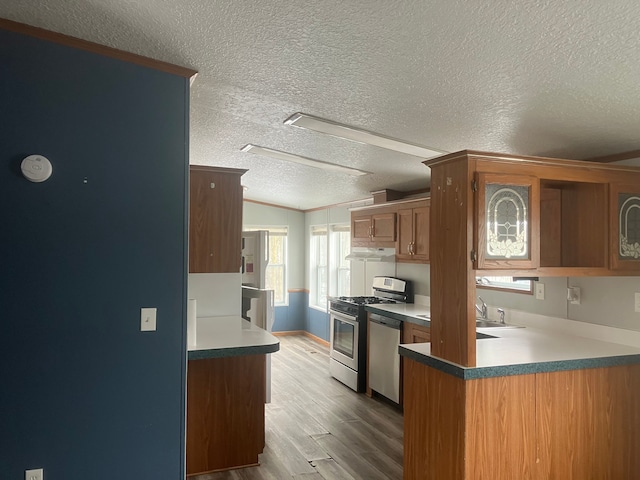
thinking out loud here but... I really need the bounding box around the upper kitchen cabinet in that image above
[538,179,608,272]
[475,173,539,270]
[189,165,247,273]
[426,150,640,278]
[396,199,430,263]
[611,183,640,271]
[351,206,397,248]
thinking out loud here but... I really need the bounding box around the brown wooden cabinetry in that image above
[401,150,640,480]
[399,321,431,408]
[402,321,431,344]
[425,150,640,368]
[350,197,431,260]
[397,200,430,263]
[539,180,608,271]
[438,151,640,278]
[351,208,396,247]
[189,165,246,273]
[404,359,640,480]
[476,171,612,273]
[186,355,266,475]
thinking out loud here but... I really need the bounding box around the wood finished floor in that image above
[193,335,404,480]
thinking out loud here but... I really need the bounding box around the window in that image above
[310,224,350,311]
[245,226,288,305]
[476,276,533,294]
[310,226,328,309]
[330,225,351,298]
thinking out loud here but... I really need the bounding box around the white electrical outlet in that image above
[635,293,640,313]
[25,468,43,480]
[567,287,581,305]
[535,282,545,300]
[141,307,157,331]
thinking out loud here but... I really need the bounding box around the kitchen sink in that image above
[476,319,524,329]
[476,332,496,339]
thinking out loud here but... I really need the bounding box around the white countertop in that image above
[372,303,430,319]
[400,325,640,378]
[365,303,431,325]
[188,316,279,360]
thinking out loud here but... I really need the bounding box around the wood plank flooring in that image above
[192,335,404,480]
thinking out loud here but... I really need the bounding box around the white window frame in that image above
[330,225,351,299]
[476,276,533,294]
[310,223,351,312]
[309,225,328,311]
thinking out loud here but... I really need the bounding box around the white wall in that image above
[473,276,640,333]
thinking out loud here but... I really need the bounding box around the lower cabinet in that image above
[403,361,640,480]
[403,321,431,344]
[398,321,431,408]
[186,355,266,476]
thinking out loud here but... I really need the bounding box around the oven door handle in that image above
[330,310,358,324]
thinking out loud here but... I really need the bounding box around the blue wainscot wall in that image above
[272,291,330,342]
[0,27,189,479]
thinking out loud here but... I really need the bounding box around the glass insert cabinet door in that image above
[476,173,540,269]
[611,183,640,270]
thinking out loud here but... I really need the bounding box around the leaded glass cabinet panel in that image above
[611,184,640,270]
[476,173,540,269]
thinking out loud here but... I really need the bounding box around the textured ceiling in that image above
[3,0,640,209]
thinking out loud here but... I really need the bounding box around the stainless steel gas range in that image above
[328,276,413,392]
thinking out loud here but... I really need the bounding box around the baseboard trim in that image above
[272,330,330,348]
[303,331,330,347]
[272,330,305,337]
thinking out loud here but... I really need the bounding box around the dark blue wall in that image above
[0,29,189,479]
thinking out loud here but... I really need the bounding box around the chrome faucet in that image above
[497,308,505,324]
[475,296,487,319]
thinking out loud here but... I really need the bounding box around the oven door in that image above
[329,310,359,371]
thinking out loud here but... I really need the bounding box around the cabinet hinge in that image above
[471,250,477,262]
[471,180,477,192]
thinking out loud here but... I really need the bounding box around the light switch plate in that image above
[141,307,157,331]
[535,282,545,300]
[25,468,43,480]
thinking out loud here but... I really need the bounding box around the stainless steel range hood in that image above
[345,247,396,262]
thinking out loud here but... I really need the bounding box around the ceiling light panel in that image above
[284,113,446,159]
[240,144,370,176]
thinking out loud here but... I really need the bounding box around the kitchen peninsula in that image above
[401,150,640,480]
[186,316,279,476]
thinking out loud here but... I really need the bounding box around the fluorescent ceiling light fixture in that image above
[284,112,446,159]
[240,144,369,176]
